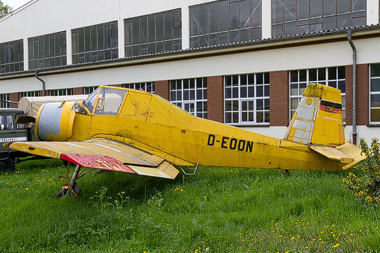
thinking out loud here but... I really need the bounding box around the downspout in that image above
[347,30,357,145]
[35,71,45,96]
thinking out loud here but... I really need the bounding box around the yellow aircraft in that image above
[5,83,365,198]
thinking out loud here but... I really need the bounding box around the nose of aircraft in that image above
[35,101,76,141]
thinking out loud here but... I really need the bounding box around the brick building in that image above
[0,0,379,143]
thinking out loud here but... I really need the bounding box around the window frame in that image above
[49,89,73,96]
[169,78,207,119]
[72,21,118,64]
[189,0,262,48]
[289,67,346,123]
[124,9,182,57]
[224,73,270,126]
[369,64,380,124]
[0,94,11,108]
[28,31,67,70]
[123,82,155,94]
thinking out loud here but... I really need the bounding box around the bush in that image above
[343,137,380,205]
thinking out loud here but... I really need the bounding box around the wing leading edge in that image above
[6,138,180,179]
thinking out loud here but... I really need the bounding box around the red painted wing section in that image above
[61,153,135,173]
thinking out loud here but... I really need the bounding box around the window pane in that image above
[219,1,228,31]
[210,2,219,33]
[371,79,380,92]
[285,0,296,21]
[310,0,323,17]
[229,2,239,30]
[199,4,209,35]
[272,0,284,23]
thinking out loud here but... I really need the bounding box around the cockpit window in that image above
[83,88,99,113]
[83,87,127,115]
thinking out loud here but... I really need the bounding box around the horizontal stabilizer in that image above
[310,143,366,169]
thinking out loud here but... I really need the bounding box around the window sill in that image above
[227,124,270,127]
[367,124,380,127]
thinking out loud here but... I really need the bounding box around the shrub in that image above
[343,137,380,205]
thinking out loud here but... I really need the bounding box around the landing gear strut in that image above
[57,164,82,199]
[56,163,97,199]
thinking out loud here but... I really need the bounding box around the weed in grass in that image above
[344,137,380,205]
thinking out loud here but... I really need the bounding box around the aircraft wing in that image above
[6,138,179,179]
[309,143,366,170]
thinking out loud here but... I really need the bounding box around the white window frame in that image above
[289,67,346,123]
[0,94,10,108]
[84,86,99,95]
[20,91,40,98]
[170,78,207,119]
[123,82,155,94]
[224,73,270,125]
[370,64,380,124]
[50,89,73,96]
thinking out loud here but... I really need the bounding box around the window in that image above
[123,82,155,94]
[170,78,207,118]
[370,64,380,123]
[84,86,99,95]
[50,89,73,96]
[272,0,366,37]
[20,91,40,98]
[0,94,10,108]
[290,67,346,122]
[225,73,269,125]
[83,87,127,115]
[0,40,24,73]
[125,9,181,57]
[28,32,66,69]
[72,21,118,64]
[190,0,262,48]
[0,115,13,129]
[15,113,26,129]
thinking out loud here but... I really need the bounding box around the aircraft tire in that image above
[56,189,69,199]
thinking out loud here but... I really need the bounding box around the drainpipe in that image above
[35,71,45,96]
[347,30,357,145]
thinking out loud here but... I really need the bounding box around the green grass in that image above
[0,159,379,252]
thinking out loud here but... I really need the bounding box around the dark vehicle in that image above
[0,108,37,172]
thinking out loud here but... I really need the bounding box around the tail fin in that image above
[284,83,345,146]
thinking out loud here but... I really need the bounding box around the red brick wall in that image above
[345,64,369,126]
[207,76,224,123]
[73,87,84,95]
[155,80,169,100]
[270,71,289,126]
[113,84,123,88]
[10,93,18,108]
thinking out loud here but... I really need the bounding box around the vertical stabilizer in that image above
[284,83,345,146]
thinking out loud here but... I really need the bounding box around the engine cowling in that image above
[35,101,76,141]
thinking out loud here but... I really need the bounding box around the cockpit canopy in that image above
[81,86,127,115]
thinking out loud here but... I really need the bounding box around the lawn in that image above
[0,159,378,252]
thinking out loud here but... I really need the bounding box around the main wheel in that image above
[56,189,69,199]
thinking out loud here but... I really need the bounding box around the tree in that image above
[0,0,12,18]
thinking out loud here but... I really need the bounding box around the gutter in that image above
[347,30,357,145]
[35,71,45,96]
